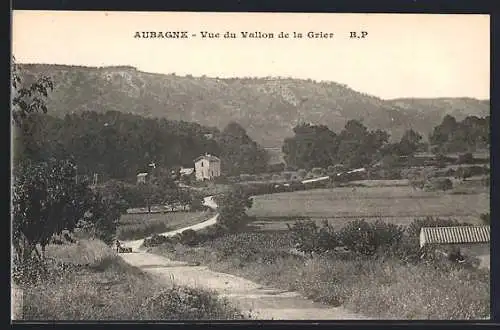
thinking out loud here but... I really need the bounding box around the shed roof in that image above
[194,154,220,163]
[137,172,148,177]
[420,226,490,248]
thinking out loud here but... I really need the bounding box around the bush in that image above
[337,219,404,256]
[425,178,453,191]
[455,167,473,181]
[177,229,199,246]
[408,177,426,190]
[297,169,307,179]
[287,220,320,254]
[140,285,245,320]
[406,217,471,239]
[311,167,325,177]
[143,234,170,247]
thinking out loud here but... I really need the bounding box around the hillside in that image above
[18,64,490,148]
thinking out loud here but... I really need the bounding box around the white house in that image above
[194,154,221,181]
[137,172,148,184]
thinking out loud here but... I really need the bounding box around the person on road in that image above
[115,239,122,253]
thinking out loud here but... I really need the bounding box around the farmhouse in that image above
[420,226,490,267]
[194,153,221,181]
[136,172,148,184]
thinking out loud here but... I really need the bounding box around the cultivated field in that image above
[117,211,214,240]
[247,183,489,231]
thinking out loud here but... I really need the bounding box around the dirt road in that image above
[122,196,218,252]
[119,251,368,320]
[119,194,368,320]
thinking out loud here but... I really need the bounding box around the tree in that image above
[398,129,423,156]
[336,120,389,168]
[12,159,93,262]
[429,115,489,153]
[214,186,253,232]
[82,189,126,245]
[11,57,54,127]
[282,123,339,170]
[178,189,192,211]
[12,57,54,163]
[217,122,269,176]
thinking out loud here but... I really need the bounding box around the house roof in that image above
[194,154,220,163]
[420,226,490,248]
[180,168,194,175]
[137,172,148,177]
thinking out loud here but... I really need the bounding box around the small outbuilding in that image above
[419,226,490,267]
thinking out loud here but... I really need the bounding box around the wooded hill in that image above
[18,64,489,148]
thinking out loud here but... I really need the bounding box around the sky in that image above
[12,11,490,100]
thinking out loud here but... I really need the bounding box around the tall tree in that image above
[398,129,423,156]
[216,121,269,175]
[282,123,338,170]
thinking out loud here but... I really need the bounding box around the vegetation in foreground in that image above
[147,216,490,320]
[17,238,246,320]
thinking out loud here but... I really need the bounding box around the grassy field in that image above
[247,183,489,231]
[117,211,214,240]
[18,238,246,320]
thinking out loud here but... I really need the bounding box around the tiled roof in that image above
[420,226,490,247]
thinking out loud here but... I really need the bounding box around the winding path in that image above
[119,190,369,320]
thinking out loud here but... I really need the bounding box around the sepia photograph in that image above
[11,11,490,321]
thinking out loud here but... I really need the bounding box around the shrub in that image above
[140,285,245,320]
[468,165,489,176]
[424,178,453,191]
[480,213,490,225]
[143,234,170,247]
[289,181,306,191]
[287,220,320,254]
[311,167,325,177]
[408,173,426,190]
[337,219,404,256]
[178,229,199,246]
[326,165,336,175]
[297,169,307,179]
[282,172,293,180]
[406,217,471,239]
[455,167,473,181]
